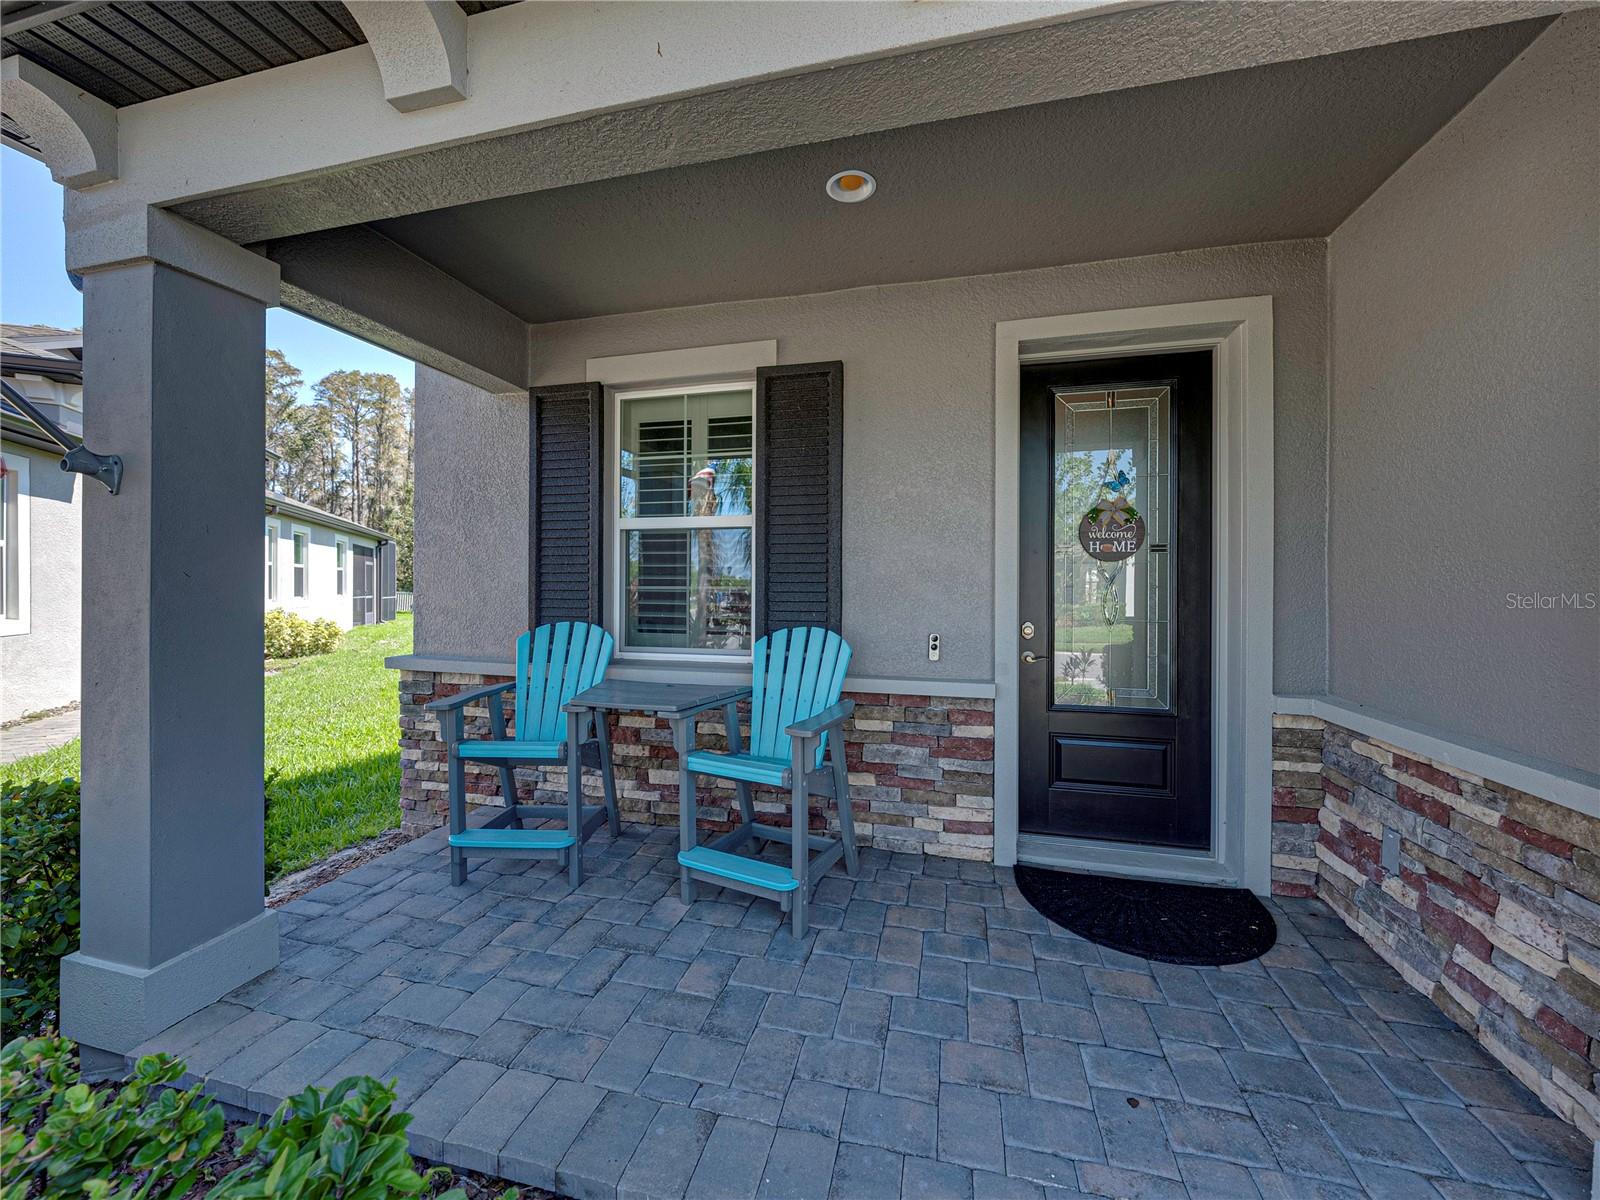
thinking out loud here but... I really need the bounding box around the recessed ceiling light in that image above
[826,170,876,203]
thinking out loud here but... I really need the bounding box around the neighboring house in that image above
[4,1,1596,1143]
[1,324,83,723]
[263,490,397,630]
[2,325,394,722]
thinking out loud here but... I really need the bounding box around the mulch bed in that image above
[15,1032,560,1200]
[266,825,422,907]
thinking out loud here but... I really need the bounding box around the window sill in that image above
[384,652,750,688]
[385,652,998,700]
[608,658,753,687]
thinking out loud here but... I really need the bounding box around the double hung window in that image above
[616,384,754,655]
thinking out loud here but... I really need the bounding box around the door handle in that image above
[1020,651,1041,664]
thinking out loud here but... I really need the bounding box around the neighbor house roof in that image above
[0,398,62,453]
[1,323,83,377]
[1,324,83,451]
[264,489,387,543]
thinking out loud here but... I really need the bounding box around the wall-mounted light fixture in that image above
[825,170,876,203]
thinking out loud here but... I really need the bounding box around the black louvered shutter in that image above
[529,381,604,625]
[754,361,843,636]
[378,542,398,622]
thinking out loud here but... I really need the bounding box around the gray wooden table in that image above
[562,679,750,883]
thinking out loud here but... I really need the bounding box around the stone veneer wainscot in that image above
[1272,712,1600,1139]
[399,671,996,861]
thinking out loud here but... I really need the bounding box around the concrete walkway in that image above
[133,820,1596,1200]
[0,708,80,764]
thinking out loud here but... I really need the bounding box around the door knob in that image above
[1021,651,1040,664]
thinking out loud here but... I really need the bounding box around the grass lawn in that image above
[1055,621,1135,650]
[0,614,412,881]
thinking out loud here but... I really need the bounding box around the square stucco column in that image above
[60,218,282,1058]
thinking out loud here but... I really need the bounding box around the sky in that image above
[0,147,415,401]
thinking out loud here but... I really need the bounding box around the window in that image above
[291,527,308,598]
[335,538,348,596]
[615,383,754,655]
[1,454,29,635]
[264,519,278,602]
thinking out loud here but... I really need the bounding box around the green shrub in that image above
[211,1075,478,1199]
[265,611,343,659]
[0,1034,225,1198]
[0,1037,514,1199]
[309,618,341,655]
[0,779,80,1033]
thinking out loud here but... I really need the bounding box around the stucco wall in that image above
[496,240,1330,688]
[413,367,530,659]
[1327,12,1600,778]
[0,441,81,723]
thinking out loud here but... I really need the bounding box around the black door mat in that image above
[1013,864,1277,966]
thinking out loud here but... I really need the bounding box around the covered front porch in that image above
[6,1,1594,1193]
[132,815,1594,1199]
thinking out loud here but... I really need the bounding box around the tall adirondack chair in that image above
[674,626,858,938]
[426,622,617,885]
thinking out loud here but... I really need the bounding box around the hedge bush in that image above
[0,779,80,1033]
[1,1034,224,1198]
[0,1034,514,1198]
[264,610,341,660]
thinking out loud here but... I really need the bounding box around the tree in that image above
[264,350,307,493]
[264,352,414,590]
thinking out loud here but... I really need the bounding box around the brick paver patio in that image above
[132,821,1596,1200]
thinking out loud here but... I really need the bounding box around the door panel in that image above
[1018,352,1212,850]
[1053,734,1171,792]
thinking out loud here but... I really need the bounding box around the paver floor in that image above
[0,707,79,763]
[135,820,1597,1200]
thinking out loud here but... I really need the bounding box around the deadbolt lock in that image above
[1020,621,1036,640]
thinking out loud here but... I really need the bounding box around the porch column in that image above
[59,209,282,1062]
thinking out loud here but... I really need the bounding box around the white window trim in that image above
[587,340,775,387]
[290,524,310,599]
[1,454,31,636]
[993,296,1275,890]
[609,379,758,664]
[264,518,279,603]
[335,536,349,596]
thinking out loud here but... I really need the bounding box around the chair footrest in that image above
[678,846,799,892]
[450,828,576,851]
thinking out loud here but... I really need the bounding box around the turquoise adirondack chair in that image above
[426,621,617,885]
[674,626,858,938]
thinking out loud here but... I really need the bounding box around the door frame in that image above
[993,297,1275,893]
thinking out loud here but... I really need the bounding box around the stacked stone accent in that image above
[1277,713,1600,1139]
[1270,714,1325,897]
[398,671,996,861]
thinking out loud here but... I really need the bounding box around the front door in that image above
[1018,352,1213,849]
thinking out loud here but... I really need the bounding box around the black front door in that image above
[1018,352,1213,849]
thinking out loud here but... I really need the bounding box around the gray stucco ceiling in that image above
[369,19,1546,326]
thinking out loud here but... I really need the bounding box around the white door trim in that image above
[993,296,1275,893]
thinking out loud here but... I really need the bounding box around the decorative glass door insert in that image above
[1052,386,1172,710]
